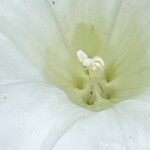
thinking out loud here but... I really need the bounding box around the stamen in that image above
[92,56,104,70]
[77,50,105,70]
[83,58,93,67]
[77,50,88,63]
[76,50,108,101]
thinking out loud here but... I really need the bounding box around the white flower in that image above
[0,0,150,150]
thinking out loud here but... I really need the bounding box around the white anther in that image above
[93,56,104,66]
[77,50,88,63]
[83,58,93,67]
[77,50,93,67]
[92,56,105,70]
[77,50,105,70]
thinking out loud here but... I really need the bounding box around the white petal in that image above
[48,0,117,43]
[52,95,150,150]
[0,33,44,85]
[49,0,150,45]
[0,0,69,66]
[0,82,91,150]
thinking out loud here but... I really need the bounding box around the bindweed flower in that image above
[0,0,150,150]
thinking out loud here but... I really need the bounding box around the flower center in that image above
[44,22,150,112]
[76,50,110,105]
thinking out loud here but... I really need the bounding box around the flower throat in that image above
[76,50,111,105]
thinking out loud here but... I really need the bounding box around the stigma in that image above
[77,50,105,70]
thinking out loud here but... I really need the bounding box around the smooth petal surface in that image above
[0,82,90,150]
[0,0,69,66]
[53,95,150,150]
[48,0,117,45]
[0,33,44,84]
